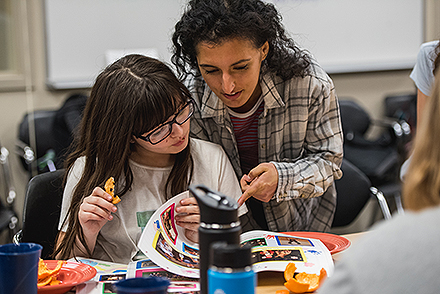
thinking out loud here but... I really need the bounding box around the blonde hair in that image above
[403,73,440,210]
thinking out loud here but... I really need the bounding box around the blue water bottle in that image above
[208,242,256,294]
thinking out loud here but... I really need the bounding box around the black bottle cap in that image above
[189,184,238,225]
[210,242,252,269]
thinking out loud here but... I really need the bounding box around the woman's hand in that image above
[175,197,200,243]
[238,162,279,206]
[78,187,117,248]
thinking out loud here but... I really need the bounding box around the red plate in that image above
[38,260,97,294]
[281,232,351,254]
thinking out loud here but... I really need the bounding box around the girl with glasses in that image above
[54,54,248,263]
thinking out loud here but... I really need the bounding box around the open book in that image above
[75,191,334,293]
[137,191,334,277]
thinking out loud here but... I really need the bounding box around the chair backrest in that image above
[332,159,372,227]
[338,100,371,140]
[21,170,65,259]
[384,93,416,130]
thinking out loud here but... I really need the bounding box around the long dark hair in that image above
[54,54,194,259]
[172,0,310,81]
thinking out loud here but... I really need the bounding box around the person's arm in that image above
[55,187,117,259]
[416,88,429,127]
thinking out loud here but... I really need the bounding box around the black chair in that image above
[332,159,391,228]
[0,142,19,242]
[338,100,409,214]
[339,100,409,185]
[384,93,416,132]
[15,170,65,259]
[16,93,87,178]
[384,93,416,160]
[16,109,58,177]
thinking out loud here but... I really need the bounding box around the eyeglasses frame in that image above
[135,98,195,145]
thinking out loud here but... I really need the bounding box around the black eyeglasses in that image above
[136,99,195,145]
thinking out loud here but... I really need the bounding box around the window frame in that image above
[0,0,27,91]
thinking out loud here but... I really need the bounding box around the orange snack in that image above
[38,259,65,287]
[37,275,53,287]
[284,261,297,281]
[105,177,121,204]
[275,289,290,294]
[282,262,327,293]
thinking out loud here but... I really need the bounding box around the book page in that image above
[138,191,334,278]
[241,230,334,276]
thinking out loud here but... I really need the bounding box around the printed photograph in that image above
[160,203,178,244]
[276,236,313,246]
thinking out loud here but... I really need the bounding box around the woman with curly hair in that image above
[172,0,343,232]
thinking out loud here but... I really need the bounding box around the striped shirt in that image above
[187,57,343,232]
[229,96,265,175]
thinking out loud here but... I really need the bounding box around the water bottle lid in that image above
[210,242,252,268]
[189,185,239,225]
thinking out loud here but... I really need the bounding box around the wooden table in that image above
[67,233,366,294]
[256,232,365,294]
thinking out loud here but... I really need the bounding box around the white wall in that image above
[0,0,439,238]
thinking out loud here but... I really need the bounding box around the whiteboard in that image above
[44,0,424,90]
[268,0,424,73]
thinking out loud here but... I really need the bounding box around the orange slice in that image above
[275,290,289,294]
[283,262,327,293]
[49,278,62,286]
[284,262,297,281]
[295,272,320,292]
[38,259,65,287]
[284,278,310,293]
[37,275,53,287]
[318,267,327,285]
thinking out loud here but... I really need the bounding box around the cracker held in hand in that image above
[105,177,121,204]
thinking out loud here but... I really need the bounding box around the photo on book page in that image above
[161,202,178,245]
[68,257,128,283]
[138,191,200,278]
[240,230,334,276]
[127,259,200,293]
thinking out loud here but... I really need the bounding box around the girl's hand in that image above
[238,162,279,206]
[78,187,117,241]
[175,197,200,243]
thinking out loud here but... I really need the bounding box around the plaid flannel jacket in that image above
[187,59,343,232]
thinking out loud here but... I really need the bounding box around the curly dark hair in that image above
[172,0,311,81]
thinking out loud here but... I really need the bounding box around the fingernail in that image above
[109,215,113,220]
[112,206,117,212]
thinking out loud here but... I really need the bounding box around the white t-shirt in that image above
[58,138,247,263]
[410,40,439,96]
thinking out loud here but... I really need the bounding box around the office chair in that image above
[16,93,87,178]
[384,93,416,162]
[339,100,408,185]
[332,158,391,228]
[15,169,65,259]
[0,142,19,242]
[338,99,408,214]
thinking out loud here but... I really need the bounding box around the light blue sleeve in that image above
[409,41,438,96]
